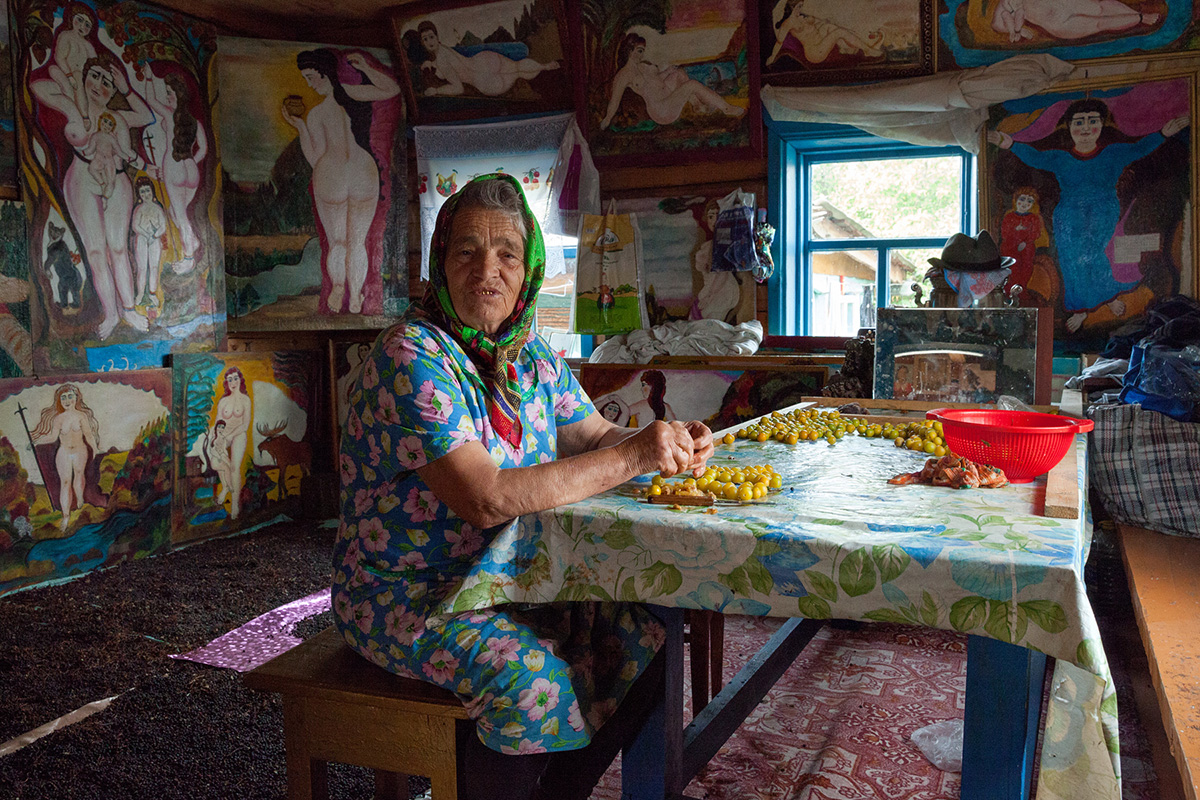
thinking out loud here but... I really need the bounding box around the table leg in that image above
[622,606,685,800]
[961,635,1048,800]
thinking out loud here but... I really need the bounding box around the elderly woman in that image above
[333,173,713,800]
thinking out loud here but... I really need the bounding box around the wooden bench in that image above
[243,626,469,800]
[1117,523,1200,800]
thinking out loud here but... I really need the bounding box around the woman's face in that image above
[300,68,331,96]
[1015,194,1034,214]
[225,371,242,392]
[139,185,154,203]
[632,44,647,63]
[640,379,651,398]
[705,204,719,229]
[445,206,527,335]
[72,13,93,36]
[162,83,178,111]
[1068,111,1103,152]
[61,389,77,409]
[84,65,116,108]
[421,29,439,55]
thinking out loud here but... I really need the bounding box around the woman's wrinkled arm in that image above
[416,415,713,530]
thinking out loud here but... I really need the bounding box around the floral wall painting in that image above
[173,351,318,543]
[616,191,758,327]
[760,0,932,86]
[577,0,761,165]
[219,36,407,331]
[389,0,572,123]
[939,0,1200,69]
[0,200,32,378]
[0,0,19,198]
[13,0,224,375]
[982,72,1195,353]
[0,369,172,598]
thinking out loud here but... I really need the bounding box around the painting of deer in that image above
[256,420,312,495]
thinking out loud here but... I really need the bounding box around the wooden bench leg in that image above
[374,770,410,800]
[283,699,329,800]
[688,609,711,713]
[709,612,724,699]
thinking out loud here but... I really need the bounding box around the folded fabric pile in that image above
[588,319,763,364]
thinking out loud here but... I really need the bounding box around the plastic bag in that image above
[1119,342,1200,422]
[911,719,963,772]
[712,189,758,273]
[574,200,646,335]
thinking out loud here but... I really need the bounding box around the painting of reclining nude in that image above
[578,0,761,164]
[12,0,224,373]
[0,369,173,597]
[172,351,319,543]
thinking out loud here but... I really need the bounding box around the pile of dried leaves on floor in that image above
[0,518,421,800]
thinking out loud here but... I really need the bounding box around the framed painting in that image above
[219,36,408,330]
[981,70,1196,354]
[611,185,761,327]
[0,0,18,198]
[873,308,1043,404]
[760,0,933,86]
[580,362,826,432]
[172,351,320,543]
[0,369,173,597]
[575,0,762,166]
[940,0,1200,69]
[389,0,574,124]
[328,332,381,454]
[0,200,31,377]
[12,0,224,374]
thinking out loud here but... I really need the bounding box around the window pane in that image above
[888,247,941,308]
[811,157,962,240]
[811,249,876,338]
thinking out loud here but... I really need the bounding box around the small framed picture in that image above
[760,0,934,87]
[388,0,574,123]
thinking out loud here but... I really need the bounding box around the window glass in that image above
[889,247,942,308]
[810,249,876,337]
[810,157,964,240]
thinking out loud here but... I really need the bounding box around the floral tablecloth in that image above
[427,424,1116,800]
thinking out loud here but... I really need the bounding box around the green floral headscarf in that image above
[416,173,545,447]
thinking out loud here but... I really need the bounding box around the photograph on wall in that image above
[873,307,1040,403]
[389,0,573,123]
[0,0,18,197]
[576,0,761,165]
[172,351,319,543]
[982,72,1194,353]
[219,36,407,330]
[614,189,758,327]
[0,200,32,377]
[12,0,224,374]
[760,0,932,86]
[940,0,1200,69]
[581,363,826,432]
[0,369,172,598]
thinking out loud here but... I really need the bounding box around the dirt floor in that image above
[0,519,407,800]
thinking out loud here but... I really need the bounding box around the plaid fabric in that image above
[1088,403,1200,537]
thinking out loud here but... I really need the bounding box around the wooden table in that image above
[427,406,1115,800]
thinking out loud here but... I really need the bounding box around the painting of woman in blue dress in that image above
[985,77,1190,347]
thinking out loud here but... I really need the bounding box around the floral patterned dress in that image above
[333,320,664,754]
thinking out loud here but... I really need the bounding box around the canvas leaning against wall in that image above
[0,199,32,377]
[0,369,172,598]
[940,0,1200,69]
[219,36,407,330]
[576,0,761,165]
[172,351,318,543]
[13,0,224,374]
[982,70,1196,353]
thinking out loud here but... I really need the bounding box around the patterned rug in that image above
[592,616,1158,800]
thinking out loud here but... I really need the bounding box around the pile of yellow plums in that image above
[723,408,949,456]
[649,463,782,502]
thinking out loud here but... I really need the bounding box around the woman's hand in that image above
[987,129,1013,149]
[109,63,130,96]
[346,52,367,71]
[1162,115,1188,138]
[281,103,300,128]
[619,420,700,479]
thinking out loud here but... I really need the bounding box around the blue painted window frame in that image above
[765,116,976,335]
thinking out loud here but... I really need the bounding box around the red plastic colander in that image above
[925,408,1094,483]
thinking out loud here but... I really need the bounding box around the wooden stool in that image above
[685,609,725,713]
[243,626,469,800]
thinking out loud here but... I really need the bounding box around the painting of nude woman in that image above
[390,0,573,123]
[579,0,761,165]
[760,0,931,85]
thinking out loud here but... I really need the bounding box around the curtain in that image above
[761,54,1076,154]
[413,113,599,280]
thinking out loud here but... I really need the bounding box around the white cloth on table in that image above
[588,319,763,364]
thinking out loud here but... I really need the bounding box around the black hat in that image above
[927,231,1015,272]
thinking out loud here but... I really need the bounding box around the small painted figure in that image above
[45,221,82,310]
[31,383,99,530]
[82,112,136,199]
[131,177,167,307]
